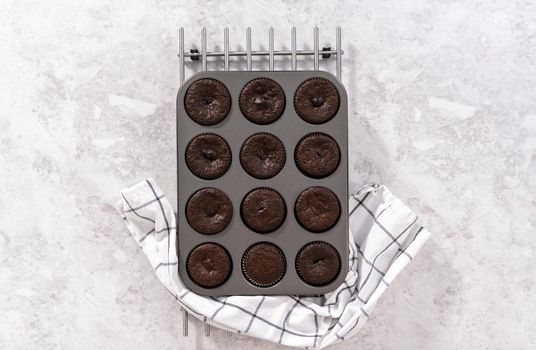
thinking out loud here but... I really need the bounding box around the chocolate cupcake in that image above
[295,133,340,178]
[241,187,286,233]
[239,78,285,124]
[242,242,286,287]
[240,133,286,179]
[186,188,233,235]
[185,78,231,125]
[295,241,341,286]
[187,243,232,288]
[185,133,231,180]
[294,77,340,124]
[295,186,340,232]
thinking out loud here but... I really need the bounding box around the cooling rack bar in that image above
[291,27,297,70]
[224,27,229,71]
[179,28,184,83]
[336,26,342,81]
[246,27,252,70]
[178,27,343,84]
[313,26,319,70]
[182,49,344,58]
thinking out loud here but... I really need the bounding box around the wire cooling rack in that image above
[178,27,343,85]
[176,26,343,337]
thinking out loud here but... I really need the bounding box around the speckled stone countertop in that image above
[1,1,535,349]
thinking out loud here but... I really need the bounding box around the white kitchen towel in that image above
[117,178,430,349]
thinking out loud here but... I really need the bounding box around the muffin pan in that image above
[176,70,348,296]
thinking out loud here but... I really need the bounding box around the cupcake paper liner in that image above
[293,132,341,179]
[240,187,287,233]
[294,186,341,233]
[239,132,287,179]
[241,242,287,288]
[239,77,286,124]
[184,78,232,125]
[186,242,233,289]
[185,187,233,235]
[293,77,340,124]
[185,132,232,180]
[295,241,341,287]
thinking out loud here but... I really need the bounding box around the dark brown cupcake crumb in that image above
[294,77,340,124]
[242,242,286,287]
[295,186,340,232]
[295,241,341,286]
[295,133,340,178]
[185,78,231,125]
[186,188,233,235]
[239,78,285,124]
[185,133,231,180]
[240,133,286,179]
[241,187,286,233]
[187,243,232,288]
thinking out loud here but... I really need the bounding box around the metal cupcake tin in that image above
[176,70,348,296]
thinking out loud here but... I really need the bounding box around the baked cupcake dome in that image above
[186,187,233,235]
[242,242,286,287]
[185,78,231,125]
[241,187,286,233]
[295,186,340,232]
[187,243,232,288]
[240,133,286,179]
[295,241,341,286]
[295,133,340,178]
[294,77,340,124]
[185,133,231,180]
[239,78,285,124]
